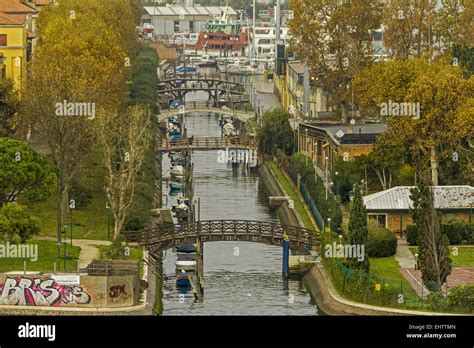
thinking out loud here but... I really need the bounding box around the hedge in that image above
[367,220,397,258]
[406,224,418,246]
[448,284,474,313]
[441,220,473,245]
[290,153,343,231]
[406,221,473,246]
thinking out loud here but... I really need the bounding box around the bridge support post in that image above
[196,238,204,295]
[282,233,289,279]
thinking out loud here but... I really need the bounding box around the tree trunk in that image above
[56,176,65,244]
[430,146,439,186]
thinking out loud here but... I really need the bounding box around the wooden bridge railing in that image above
[156,137,258,151]
[123,220,320,252]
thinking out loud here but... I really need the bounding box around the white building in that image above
[252,25,289,58]
[142,3,237,37]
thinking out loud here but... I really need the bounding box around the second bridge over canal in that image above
[124,220,320,252]
[156,137,258,152]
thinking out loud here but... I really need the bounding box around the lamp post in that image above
[69,199,75,248]
[297,122,300,153]
[415,253,419,270]
[56,242,62,271]
[305,128,308,165]
[325,156,329,200]
[62,229,67,271]
[338,234,342,245]
[327,217,331,233]
[314,143,317,183]
[106,200,111,240]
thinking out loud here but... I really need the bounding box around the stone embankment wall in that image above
[258,162,301,227]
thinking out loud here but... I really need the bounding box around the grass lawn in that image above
[0,240,81,273]
[19,153,111,241]
[25,191,110,241]
[409,246,474,267]
[268,161,315,230]
[370,256,421,308]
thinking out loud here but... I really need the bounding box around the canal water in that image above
[160,92,317,315]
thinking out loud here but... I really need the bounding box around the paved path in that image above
[395,239,416,269]
[34,236,111,269]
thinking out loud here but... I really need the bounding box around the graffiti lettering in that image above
[0,277,91,307]
[109,285,127,299]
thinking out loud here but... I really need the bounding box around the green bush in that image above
[367,220,398,257]
[406,224,418,246]
[427,291,448,312]
[442,220,466,245]
[448,284,474,313]
[69,182,93,209]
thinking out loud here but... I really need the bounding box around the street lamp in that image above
[338,234,342,245]
[415,253,419,270]
[297,120,300,154]
[69,199,75,248]
[106,200,111,240]
[314,143,317,183]
[56,242,62,271]
[305,128,308,164]
[327,217,331,233]
[325,156,329,200]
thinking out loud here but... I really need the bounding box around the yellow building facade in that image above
[274,60,328,119]
[0,13,28,92]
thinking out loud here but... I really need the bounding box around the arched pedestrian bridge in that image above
[156,137,257,152]
[158,105,255,123]
[158,77,245,106]
[124,220,320,252]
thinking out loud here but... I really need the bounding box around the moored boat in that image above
[176,270,191,288]
[176,259,196,271]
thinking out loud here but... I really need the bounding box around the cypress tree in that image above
[410,177,452,291]
[347,184,370,272]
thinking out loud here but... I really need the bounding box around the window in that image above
[174,21,180,33]
[0,35,7,46]
[368,214,387,228]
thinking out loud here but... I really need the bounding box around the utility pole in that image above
[253,0,256,57]
[303,63,310,119]
[275,0,281,56]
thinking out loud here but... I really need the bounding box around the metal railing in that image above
[156,137,257,152]
[123,220,320,252]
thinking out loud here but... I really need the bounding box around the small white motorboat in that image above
[176,260,196,271]
[223,123,236,137]
[170,166,184,176]
[171,174,184,182]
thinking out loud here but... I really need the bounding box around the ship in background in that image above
[193,5,249,59]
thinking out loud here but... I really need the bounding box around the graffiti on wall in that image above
[0,277,91,306]
[108,284,131,304]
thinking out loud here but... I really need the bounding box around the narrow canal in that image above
[160,92,318,315]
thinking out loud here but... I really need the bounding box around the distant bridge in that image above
[158,104,255,123]
[156,137,257,152]
[158,76,245,106]
[123,220,320,252]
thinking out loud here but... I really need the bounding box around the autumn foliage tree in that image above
[289,0,383,122]
[16,0,135,242]
[354,59,474,186]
